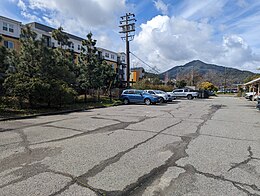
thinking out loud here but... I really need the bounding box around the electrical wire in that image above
[130,51,160,74]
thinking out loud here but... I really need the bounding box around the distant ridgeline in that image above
[159,60,256,86]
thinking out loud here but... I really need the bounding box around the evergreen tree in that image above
[52,27,71,49]
[4,26,43,107]
[77,32,116,102]
[77,32,98,102]
[4,25,76,108]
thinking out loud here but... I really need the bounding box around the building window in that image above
[71,43,74,49]
[4,40,14,49]
[78,45,80,50]
[105,52,109,58]
[3,22,8,31]
[2,22,14,33]
[42,35,51,47]
[122,56,125,62]
[111,54,115,59]
[9,24,14,32]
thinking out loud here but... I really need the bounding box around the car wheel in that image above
[123,98,129,104]
[159,97,164,103]
[187,94,193,100]
[249,95,253,101]
[144,98,151,105]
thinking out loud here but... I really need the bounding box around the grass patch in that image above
[0,96,122,119]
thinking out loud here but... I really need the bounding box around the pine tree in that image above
[4,25,43,107]
[77,32,98,102]
[77,32,116,102]
[4,26,77,108]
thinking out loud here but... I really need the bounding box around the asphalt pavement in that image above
[0,96,259,196]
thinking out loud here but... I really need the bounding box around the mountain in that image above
[159,60,256,86]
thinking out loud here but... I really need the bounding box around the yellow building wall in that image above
[130,71,137,82]
[0,35,21,51]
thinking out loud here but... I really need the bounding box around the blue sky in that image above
[1,0,260,73]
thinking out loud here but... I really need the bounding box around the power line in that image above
[130,51,160,74]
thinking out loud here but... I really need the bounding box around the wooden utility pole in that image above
[119,13,136,88]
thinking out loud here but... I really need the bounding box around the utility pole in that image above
[119,13,136,88]
[224,66,227,94]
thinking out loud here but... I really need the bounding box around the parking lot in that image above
[0,96,260,196]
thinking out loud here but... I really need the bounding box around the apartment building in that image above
[0,16,22,50]
[0,15,127,86]
[97,48,127,86]
[27,22,84,53]
[117,52,127,84]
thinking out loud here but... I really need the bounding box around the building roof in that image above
[97,47,118,55]
[27,22,84,42]
[244,77,260,86]
[131,67,144,71]
[0,15,22,24]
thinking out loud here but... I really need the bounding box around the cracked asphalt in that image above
[0,96,260,196]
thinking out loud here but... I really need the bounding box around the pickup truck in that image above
[168,88,198,100]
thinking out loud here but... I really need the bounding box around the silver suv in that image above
[144,90,169,103]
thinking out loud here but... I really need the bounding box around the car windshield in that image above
[155,90,165,94]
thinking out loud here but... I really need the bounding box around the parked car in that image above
[120,89,159,105]
[166,92,176,102]
[256,96,260,110]
[169,88,198,100]
[253,94,259,101]
[144,90,169,103]
[245,92,257,101]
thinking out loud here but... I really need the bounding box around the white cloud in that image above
[24,0,126,28]
[7,0,260,73]
[14,0,127,51]
[21,11,39,21]
[134,15,260,72]
[180,0,228,19]
[17,0,26,11]
[153,0,169,15]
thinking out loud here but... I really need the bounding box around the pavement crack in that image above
[31,122,131,145]
[228,146,258,172]
[16,130,32,154]
[48,180,77,196]
[0,117,77,133]
[76,121,183,190]
[43,124,85,133]
[47,169,75,180]
[103,134,189,196]
[176,164,260,195]
[31,117,150,145]
[31,117,151,146]
[124,128,183,138]
[90,116,123,123]
[232,183,260,196]
[89,104,222,196]
[200,133,256,142]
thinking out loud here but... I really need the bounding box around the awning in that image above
[244,77,260,86]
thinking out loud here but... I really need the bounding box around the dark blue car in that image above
[120,89,159,105]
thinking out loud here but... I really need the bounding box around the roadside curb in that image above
[0,103,122,122]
